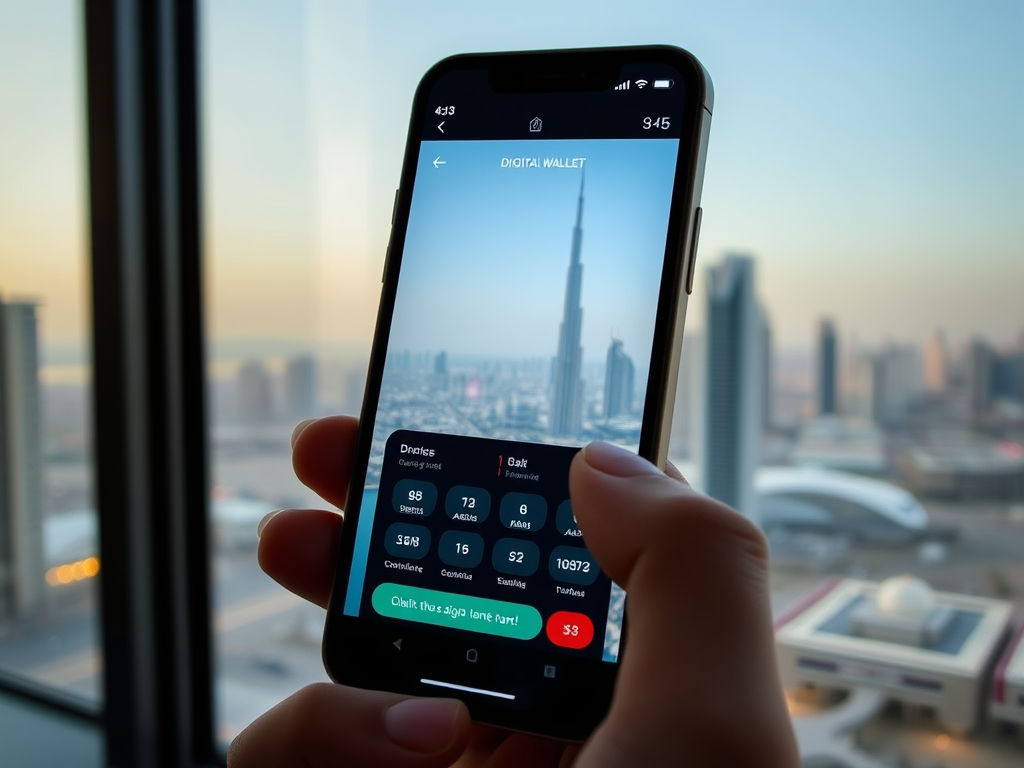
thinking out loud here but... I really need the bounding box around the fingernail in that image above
[384,698,462,753]
[256,509,284,538]
[583,441,663,478]
[290,417,318,449]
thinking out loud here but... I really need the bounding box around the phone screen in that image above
[326,48,710,738]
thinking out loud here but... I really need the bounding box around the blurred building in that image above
[776,576,1014,734]
[603,338,634,419]
[967,338,1024,428]
[991,623,1024,730]
[895,429,1024,500]
[235,360,273,424]
[968,339,999,418]
[922,328,949,394]
[817,319,838,416]
[283,355,317,419]
[431,350,449,393]
[0,298,46,619]
[872,345,922,426]
[762,313,773,430]
[789,417,887,475]
[697,254,764,521]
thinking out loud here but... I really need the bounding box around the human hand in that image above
[227,416,798,767]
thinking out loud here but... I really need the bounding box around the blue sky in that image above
[389,138,677,364]
[2,0,1022,364]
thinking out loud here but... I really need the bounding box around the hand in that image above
[227,416,798,767]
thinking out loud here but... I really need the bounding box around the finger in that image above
[258,508,343,609]
[663,459,688,485]
[568,442,798,768]
[227,684,471,768]
[471,733,566,768]
[291,415,360,510]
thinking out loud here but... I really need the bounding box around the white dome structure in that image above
[875,574,936,618]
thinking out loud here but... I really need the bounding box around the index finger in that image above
[291,415,360,510]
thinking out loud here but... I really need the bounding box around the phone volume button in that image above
[382,239,392,283]
[685,206,703,295]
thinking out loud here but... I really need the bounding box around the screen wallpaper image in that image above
[344,137,680,663]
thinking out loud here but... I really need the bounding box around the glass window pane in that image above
[0,0,100,703]
[203,2,1024,762]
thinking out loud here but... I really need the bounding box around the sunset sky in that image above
[2,0,1022,374]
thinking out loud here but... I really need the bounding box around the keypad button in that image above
[492,537,540,576]
[555,499,583,539]
[546,611,594,649]
[499,492,547,532]
[384,522,431,559]
[392,479,437,516]
[549,545,599,585]
[445,485,491,523]
[438,530,484,568]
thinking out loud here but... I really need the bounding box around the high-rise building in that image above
[872,345,922,426]
[761,313,773,430]
[432,350,449,393]
[922,329,949,394]
[698,255,763,521]
[0,298,46,620]
[817,319,839,416]
[284,355,317,419]
[967,339,998,418]
[236,360,274,424]
[550,175,586,436]
[603,338,635,419]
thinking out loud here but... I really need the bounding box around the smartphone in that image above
[323,46,712,740]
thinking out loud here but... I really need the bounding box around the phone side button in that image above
[685,206,703,295]
[381,241,392,283]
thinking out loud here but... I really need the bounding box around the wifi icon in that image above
[635,79,649,89]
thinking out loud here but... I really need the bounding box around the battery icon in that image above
[653,79,674,89]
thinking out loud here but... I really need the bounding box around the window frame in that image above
[0,1,219,765]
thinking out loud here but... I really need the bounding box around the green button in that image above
[371,583,542,640]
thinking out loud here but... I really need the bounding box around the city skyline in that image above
[3,1,1023,370]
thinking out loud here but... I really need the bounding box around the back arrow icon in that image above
[438,121,445,133]
[433,156,446,168]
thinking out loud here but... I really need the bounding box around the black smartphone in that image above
[323,45,712,741]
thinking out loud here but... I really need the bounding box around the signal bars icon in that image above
[614,79,650,91]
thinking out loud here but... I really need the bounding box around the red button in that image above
[546,611,594,649]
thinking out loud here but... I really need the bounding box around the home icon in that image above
[529,116,542,133]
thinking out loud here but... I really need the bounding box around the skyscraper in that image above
[603,338,635,419]
[817,319,839,416]
[284,355,317,419]
[550,175,586,436]
[0,298,46,620]
[698,255,763,521]
[922,329,949,394]
[236,359,274,424]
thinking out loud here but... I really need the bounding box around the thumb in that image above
[227,684,471,768]
[568,442,797,768]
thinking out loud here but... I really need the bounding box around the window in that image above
[3,1,1022,765]
[0,0,101,706]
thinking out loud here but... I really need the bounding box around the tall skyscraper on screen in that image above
[550,175,586,436]
[604,338,635,419]
[0,298,45,619]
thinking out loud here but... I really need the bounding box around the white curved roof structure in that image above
[755,466,928,530]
